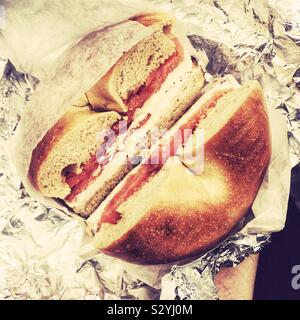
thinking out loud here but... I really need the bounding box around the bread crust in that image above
[28,110,72,191]
[129,12,175,29]
[97,86,271,264]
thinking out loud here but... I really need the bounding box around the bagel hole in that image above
[61,163,80,178]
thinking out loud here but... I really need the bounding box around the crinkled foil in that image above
[160,233,271,300]
[0,0,300,300]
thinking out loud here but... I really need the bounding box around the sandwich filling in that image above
[63,40,183,202]
[99,91,227,226]
[125,39,183,121]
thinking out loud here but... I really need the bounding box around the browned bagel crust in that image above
[100,89,271,264]
[28,113,70,191]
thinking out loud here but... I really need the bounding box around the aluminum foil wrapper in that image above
[0,0,300,300]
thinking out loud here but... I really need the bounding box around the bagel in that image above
[87,80,271,264]
[27,12,205,216]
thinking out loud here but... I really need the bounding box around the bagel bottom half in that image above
[87,80,271,264]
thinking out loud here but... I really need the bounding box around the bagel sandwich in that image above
[28,13,206,216]
[86,79,271,264]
